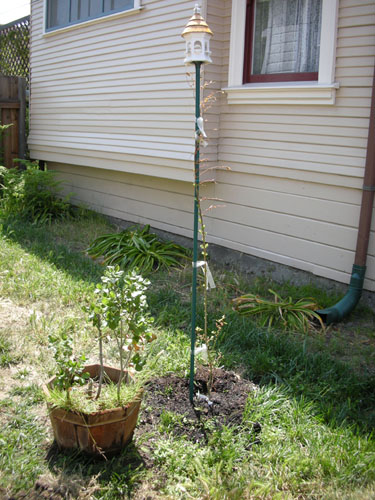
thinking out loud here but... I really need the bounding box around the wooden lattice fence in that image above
[0,16,30,83]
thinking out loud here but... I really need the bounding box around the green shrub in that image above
[87,224,191,273]
[0,160,72,223]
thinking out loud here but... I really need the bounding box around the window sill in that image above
[223,82,340,106]
[43,7,143,36]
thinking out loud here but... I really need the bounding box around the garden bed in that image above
[139,366,258,445]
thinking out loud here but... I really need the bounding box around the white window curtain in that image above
[252,0,322,75]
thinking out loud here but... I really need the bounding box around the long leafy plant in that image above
[232,289,324,332]
[87,224,190,273]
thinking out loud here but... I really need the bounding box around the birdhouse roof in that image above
[181,8,213,38]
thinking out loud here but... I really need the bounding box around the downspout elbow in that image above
[316,64,375,325]
[316,265,366,325]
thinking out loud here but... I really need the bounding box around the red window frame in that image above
[243,0,319,84]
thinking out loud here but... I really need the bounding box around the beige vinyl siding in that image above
[30,0,375,292]
[214,0,375,290]
[202,0,226,165]
[50,163,216,239]
[29,0,200,182]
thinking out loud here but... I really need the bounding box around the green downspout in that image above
[316,264,366,324]
[317,66,375,325]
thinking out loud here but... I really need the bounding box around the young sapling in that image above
[196,315,226,396]
[86,266,155,402]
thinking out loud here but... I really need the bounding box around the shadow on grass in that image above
[1,218,103,286]
[218,310,375,433]
[45,441,146,498]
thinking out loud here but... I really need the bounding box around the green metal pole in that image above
[189,61,202,404]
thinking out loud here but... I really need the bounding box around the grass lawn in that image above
[0,213,375,499]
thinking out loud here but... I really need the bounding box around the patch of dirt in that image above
[137,366,259,452]
[0,298,46,401]
[0,297,30,330]
[0,298,31,400]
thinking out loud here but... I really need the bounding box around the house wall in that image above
[29,0,375,291]
[209,0,375,291]
[29,0,205,182]
[29,0,215,249]
[49,162,200,236]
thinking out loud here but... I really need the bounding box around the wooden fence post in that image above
[18,76,27,161]
[0,75,27,168]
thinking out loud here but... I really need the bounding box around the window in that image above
[45,0,140,32]
[225,0,339,105]
[244,0,322,84]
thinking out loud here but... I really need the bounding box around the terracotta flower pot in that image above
[43,364,143,456]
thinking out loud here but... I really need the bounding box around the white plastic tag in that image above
[193,260,216,290]
[194,343,208,359]
[196,116,207,138]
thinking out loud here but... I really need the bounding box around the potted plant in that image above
[43,266,155,456]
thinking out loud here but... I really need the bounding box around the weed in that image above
[159,410,189,433]
[48,332,89,399]
[163,384,174,396]
[0,334,13,367]
[13,368,30,380]
[10,384,44,405]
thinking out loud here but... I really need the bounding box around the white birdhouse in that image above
[181,4,213,65]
